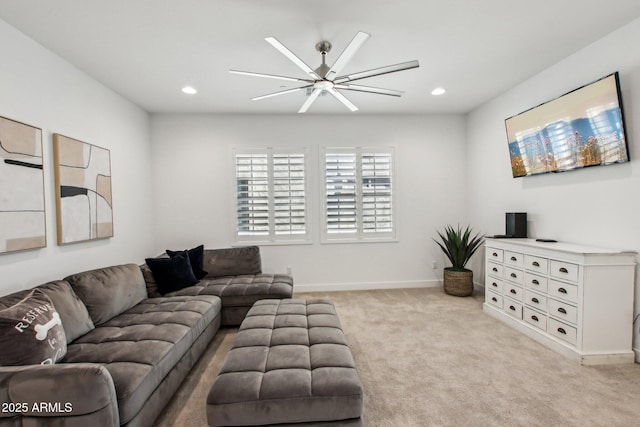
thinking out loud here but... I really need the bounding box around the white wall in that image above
[0,19,154,294]
[150,114,467,290]
[467,18,640,347]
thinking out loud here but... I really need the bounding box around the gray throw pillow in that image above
[0,290,67,366]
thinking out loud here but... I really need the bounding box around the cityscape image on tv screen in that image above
[505,73,629,178]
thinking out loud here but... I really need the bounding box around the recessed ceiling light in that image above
[181,86,197,95]
[431,87,446,96]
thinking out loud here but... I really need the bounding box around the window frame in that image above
[320,146,396,243]
[233,147,311,245]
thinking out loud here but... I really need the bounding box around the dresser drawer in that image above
[504,266,524,285]
[549,280,578,304]
[548,317,577,346]
[486,290,503,309]
[523,307,547,331]
[505,251,524,268]
[548,298,578,325]
[503,298,523,319]
[504,282,523,301]
[524,255,549,274]
[486,277,503,293]
[524,289,548,311]
[550,260,578,282]
[486,248,504,263]
[524,272,548,293]
[487,262,503,278]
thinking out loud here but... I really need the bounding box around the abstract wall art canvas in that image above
[0,116,46,254]
[53,134,113,245]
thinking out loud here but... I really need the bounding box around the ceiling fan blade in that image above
[265,37,321,80]
[230,69,314,83]
[325,31,370,81]
[327,88,358,112]
[252,85,312,101]
[333,83,404,97]
[298,88,322,113]
[334,60,419,84]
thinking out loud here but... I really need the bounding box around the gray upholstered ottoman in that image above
[207,299,363,426]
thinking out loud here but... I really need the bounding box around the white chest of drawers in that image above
[483,238,636,365]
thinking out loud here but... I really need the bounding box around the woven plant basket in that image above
[443,268,473,297]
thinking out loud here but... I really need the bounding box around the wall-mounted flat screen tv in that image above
[505,72,629,178]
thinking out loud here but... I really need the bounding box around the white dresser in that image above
[483,238,636,365]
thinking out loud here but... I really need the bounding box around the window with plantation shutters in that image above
[361,151,393,233]
[325,151,357,234]
[322,147,395,242]
[234,148,308,243]
[273,153,306,236]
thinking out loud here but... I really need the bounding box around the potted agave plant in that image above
[434,224,485,297]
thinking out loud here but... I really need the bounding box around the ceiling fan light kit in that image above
[230,31,419,113]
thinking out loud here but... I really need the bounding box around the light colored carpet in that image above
[156,288,640,426]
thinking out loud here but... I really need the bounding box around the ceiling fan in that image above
[230,31,419,113]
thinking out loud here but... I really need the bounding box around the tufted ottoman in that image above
[207,299,364,426]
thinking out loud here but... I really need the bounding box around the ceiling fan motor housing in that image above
[314,63,331,79]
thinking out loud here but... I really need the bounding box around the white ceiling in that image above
[1,0,640,114]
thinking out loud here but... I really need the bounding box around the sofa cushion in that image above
[0,280,94,344]
[0,290,67,366]
[163,274,294,307]
[146,251,198,294]
[37,281,95,343]
[66,264,148,326]
[203,246,262,277]
[63,294,222,424]
[167,244,208,279]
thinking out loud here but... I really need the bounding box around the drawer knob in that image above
[492,267,498,272]
[510,256,517,261]
[559,267,569,273]
[492,252,498,257]
[531,297,539,304]
[492,282,498,287]
[558,327,567,335]
[532,261,540,267]
[557,307,567,314]
[558,287,567,294]
[510,273,517,278]
[509,305,516,311]
[491,297,497,302]
[510,289,517,294]
[531,315,539,322]
[531,279,539,285]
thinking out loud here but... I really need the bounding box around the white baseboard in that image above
[294,279,440,293]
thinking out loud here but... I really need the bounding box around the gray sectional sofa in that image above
[0,246,293,427]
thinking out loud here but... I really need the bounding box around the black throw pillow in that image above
[166,244,208,280]
[145,251,198,295]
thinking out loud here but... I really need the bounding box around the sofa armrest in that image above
[0,363,119,426]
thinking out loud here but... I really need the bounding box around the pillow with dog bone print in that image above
[0,290,67,366]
